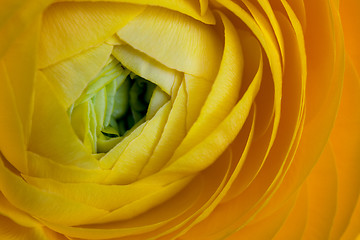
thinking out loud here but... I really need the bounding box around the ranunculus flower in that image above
[0,0,359,239]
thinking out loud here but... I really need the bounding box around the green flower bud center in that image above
[69,57,156,154]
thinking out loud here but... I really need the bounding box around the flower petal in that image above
[104,102,171,184]
[301,144,337,239]
[26,151,110,183]
[117,6,223,80]
[2,16,41,142]
[38,2,145,68]
[340,0,360,73]
[162,45,262,181]
[99,123,146,170]
[328,55,360,239]
[217,0,283,157]
[55,0,215,24]
[28,72,98,169]
[273,187,308,239]
[225,193,298,240]
[0,0,51,57]
[112,44,180,95]
[0,193,40,228]
[0,62,27,173]
[39,177,202,239]
[42,43,113,108]
[169,11,244,162]
[0,17,44,173]
[93,176,193,223]
[0,214,49,240]
[0,156,108,226]
[173,108,256,239]
[138,80,187,178]
[184,74,212,131]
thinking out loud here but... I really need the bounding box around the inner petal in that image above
[117,6,223,81]
[69,57,163,154]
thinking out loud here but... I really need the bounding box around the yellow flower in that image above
[0,0,359,239]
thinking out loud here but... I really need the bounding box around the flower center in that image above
[68,57,156,153]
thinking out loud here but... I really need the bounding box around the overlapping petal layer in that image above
[0,0,359,239]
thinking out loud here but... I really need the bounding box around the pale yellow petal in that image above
[0,156,108,226]
[117,6,223,80]
[93,176,193,223]
[40,179,201,239]
[28,72,98,169]
[112,44,180,95]
[99,122,146,169]
[55,0,215,24]
[22,173,193,223]
[169,11,244,161]
[138,81,187,178]
[104,102,171,184]
[39,2,145,68]
[42,43,113,108]
[2,16,41,142]
[184,74,212,131]
[93,150,232,239]
[26,151,110,183]
[146,87,170,120]
[163,50,262,182]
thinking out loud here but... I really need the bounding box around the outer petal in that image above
[0,193,40,228]
[301,144,338,239]
[2,16,41,142]
[329,56,360,239]
[340,0,360,72]
[0,62,27,173]
[0,0,52,57]
[0,16,43,173]
[335,3,360,238]
[0,155,108,226]
[26,152,110,183]
[273,186,308,239]
[0,215,50,240]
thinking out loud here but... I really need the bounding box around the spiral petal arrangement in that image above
[0,0,359,239]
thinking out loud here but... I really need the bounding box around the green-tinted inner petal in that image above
[69,58,156,153]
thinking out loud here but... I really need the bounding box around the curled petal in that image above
[117,6,223,80]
